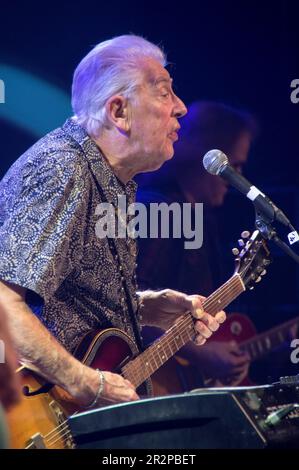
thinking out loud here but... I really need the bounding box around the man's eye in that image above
[161,92,170,98]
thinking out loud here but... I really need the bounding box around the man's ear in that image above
[105,95,130,132]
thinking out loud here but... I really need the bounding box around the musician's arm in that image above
[0,280,138,406]
[0,306,20,410]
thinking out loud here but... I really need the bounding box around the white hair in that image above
[72,35,167,137]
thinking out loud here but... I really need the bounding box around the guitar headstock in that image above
[233,229,271,290]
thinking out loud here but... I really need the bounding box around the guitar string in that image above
[43,319,207,442]
[44,318,239,444]
[131,277,250,383]
[47,429,72,449]
[44,387,159,447]
[43,323,192,445]
[44,388,152,448]
[125,275,242,381]
[42,275,244,446]
[46,428,73,447]
[129,283,242,387]
[43,421,71,444]
[124,277,243,386]
[43,323,210,444]
[43,392,133,445]
[124,315,195,386]
[44,277,242,444]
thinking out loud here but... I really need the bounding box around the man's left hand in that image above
[138,289,226,345]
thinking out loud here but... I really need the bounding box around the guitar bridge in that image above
[25,433,46,449]
[49,401,75,449]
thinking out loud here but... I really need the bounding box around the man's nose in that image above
[173,95,188,118]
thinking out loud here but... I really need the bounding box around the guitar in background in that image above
[211,312,299,385]
[150,313,299,394]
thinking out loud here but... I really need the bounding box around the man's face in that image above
[128,58,187,172]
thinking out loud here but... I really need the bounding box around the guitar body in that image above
[7,328,152,449]
[7,366,70,449]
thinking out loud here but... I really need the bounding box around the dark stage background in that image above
[0,0,298,332]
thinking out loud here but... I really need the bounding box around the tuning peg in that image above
[241,231,251,239]
[261,269,267,276]
[232,247,239,256]
[238,239,245,248]
[249,286,255,291]
[255,276,262,283]
[263,259,271,266]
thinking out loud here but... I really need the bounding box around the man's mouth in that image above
[168,131,179,141]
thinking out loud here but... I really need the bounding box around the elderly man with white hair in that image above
[0,35,225,408]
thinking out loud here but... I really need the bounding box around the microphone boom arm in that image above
[255,210,299,265]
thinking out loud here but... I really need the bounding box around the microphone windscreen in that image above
[203,149,228,175]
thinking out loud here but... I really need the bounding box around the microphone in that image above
[203,149,293,229]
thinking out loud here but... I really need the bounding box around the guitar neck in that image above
[122,273,246,388]
[240,316,299,361]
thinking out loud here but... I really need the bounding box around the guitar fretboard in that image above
[122,273,246,388]
[240,316,299,361]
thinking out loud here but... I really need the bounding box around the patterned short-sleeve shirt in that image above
[0,118,141,352]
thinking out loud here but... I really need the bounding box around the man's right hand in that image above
[71,365,139,408]
[0,280,139,412]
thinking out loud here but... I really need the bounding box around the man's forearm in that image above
[0,280,141,407]
[0,281,93,401]
[136,290,157,325]
[9,302,85,393]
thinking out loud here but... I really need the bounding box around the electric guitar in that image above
[207,312,299,385]
[6,229,271,449]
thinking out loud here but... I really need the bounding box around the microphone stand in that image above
[255,210,299,265]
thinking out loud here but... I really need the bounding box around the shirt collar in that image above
[62,117,137,206]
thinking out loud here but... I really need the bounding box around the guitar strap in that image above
[83,156,144,353]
